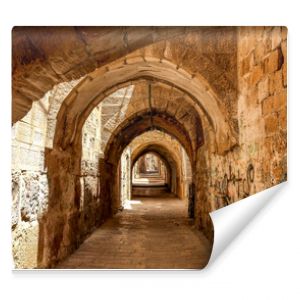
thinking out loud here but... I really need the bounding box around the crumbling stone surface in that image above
[120,148,131,206]
[11,171,48,268]
[12,221,39,269]
[19,172,48,222]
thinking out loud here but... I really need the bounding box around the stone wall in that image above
[120,147,131,207]
[12,94,49,268]
[81,104,102,219]
[194,26,287,241]
[12,81,104,268]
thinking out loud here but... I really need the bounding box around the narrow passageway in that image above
[57,194,211,269]
[11,27,287,269]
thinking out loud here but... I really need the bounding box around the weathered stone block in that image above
[254,42,266,64]
[265,136,274,156]
[273,90,286,111]
[264,49,280,73]
[12,222,39,268]
[241,51,255,76]
[269,70,283,95]
[12,172,21,228]
[278,107,287,130]
[282,60,287,88]
[258,76,269,102]
[262,27,273,52]
[239,36,251,57]
[262,96,273,116]
[250,65,263,85]
[18,173,48,222]
[281,40,287,87]
[264,114,279,135]
[282,26,288,41]
[271,161,285,183]
[271,27,282,50]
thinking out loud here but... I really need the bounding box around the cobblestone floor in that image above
[57,195,212,269]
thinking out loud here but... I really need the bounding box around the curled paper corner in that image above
[206,181,287,267]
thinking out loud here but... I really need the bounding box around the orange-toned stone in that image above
[241,52,255,76]
[282,26,288,41]
[262,96,273,116]
[282,61,287,87]
[258,76,269,102]
[264,49,280,74]
[273,90,287,111]
[272,163,284,182]
[250,65,264,85]
[278,107,287,130]
[271,27,282,50]
[264,114,278,135]
[265,136,274,156]
[254,42,266,63]
[281,40,287,87]
[269,70,284,95]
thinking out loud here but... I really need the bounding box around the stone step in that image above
[132,185,170,197]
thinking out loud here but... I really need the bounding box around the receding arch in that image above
[38,55,225,269]
[104,110,194,165]
[53,58,236,154]
[131,144,185,198]
[40,84,209,268]
[131,151,172,196]
[97,110,197,216]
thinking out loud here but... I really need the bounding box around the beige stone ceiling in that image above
[12,26,192,122]
[129,130,186,168]
[12,27,238,141]
[98,80,203,154]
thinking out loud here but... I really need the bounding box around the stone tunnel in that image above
[11,26,287,269]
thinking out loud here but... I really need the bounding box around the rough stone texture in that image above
[81,105,102,174]
[11,77,101,268]
[46,79,82,149]
[12,95,49,268]
[193,27,287,239]
[11,26,287,268]
[120,148,131,207]
[12,26,237,131]
[12,221,39,269]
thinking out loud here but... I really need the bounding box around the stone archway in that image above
[130,144,185,199]
[100,110,196,216]
[13,32,239,268]
[12,26,239,130]
[53,59,236,155]
[131,151,172,197]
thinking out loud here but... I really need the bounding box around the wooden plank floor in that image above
[57,196,211,269]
